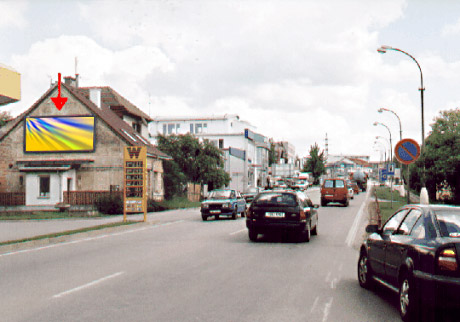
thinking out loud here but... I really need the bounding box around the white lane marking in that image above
[229,228,247,236]
[53,271,124,299]
[322,297,334,322]
[310,296,319,313]
[345,187,372,247]
[0,220,185,258]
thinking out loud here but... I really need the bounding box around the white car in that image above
[348,186,354,199]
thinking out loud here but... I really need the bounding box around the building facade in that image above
[149,114,270,192]
[0,79,169,208]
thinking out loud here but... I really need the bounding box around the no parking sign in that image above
[394,139,421,165]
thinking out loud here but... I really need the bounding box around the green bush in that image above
[147,199,168,212]
[94,195,123,215]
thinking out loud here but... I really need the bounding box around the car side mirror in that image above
[366,224,380,234]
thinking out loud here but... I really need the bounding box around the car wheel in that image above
[248,229,258,242]
[299,222,311,242]
[357,251,373,289]
[201,215,207,221]
[321,199,327,207]
[344,200,349,207]
[311,220,318,235]
[232,210,237,220]
[399,272,418,322]
[215,215,219,220]
[241,209,246,217]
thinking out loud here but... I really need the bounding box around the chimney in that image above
[89,88,101,108]
[63,76,77,87]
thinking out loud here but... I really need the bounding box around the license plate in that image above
[266,212,285,218]
[210,210,221,214]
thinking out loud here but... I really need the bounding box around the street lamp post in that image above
[375,136,390,163]
[378,107,410,202]
[374,121,394,208]
[378,108,402,141]
[374,122,392,162]
[377,45,425,146]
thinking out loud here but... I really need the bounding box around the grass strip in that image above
[0,221,139,246]
[374,186,409,223]
[158,197,201,209]
[0,211,109,220]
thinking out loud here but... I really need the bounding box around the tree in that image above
[268,141,276,166]
[156,134,230,198]
[412,108,460,204]
[302,143,326,185]
[0,111,12,127]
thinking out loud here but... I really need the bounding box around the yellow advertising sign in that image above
[123,146,147,222]
[0,64,21,105]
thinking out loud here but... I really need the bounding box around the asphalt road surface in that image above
[1,190,402,322]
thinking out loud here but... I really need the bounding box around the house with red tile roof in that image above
[0,76,169,209]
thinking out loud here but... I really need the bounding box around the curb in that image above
[0,221,155,255]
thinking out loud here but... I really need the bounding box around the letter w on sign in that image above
[127,147,141,159]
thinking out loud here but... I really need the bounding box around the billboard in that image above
[24,116,95,153]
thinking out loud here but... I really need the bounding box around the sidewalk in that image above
[0,212,164,244]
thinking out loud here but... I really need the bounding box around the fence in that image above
[187,183,201,202]
[64,191,123,205]
[0,192,25,206]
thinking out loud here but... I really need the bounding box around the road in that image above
[0,190,401,322]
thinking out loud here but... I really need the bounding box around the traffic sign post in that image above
[394,139,421,205]
[394,139,421,165]
[379,168,388,182]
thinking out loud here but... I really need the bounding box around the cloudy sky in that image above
[2,0,460,161]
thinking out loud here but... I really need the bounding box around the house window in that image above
[190,124,194,133]
[163,124,167,134]
[219,139,224,149]
[132,122,141,134]
[39,176,50,198]
[167,123,180,134]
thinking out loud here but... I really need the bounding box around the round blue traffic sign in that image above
[394,139,421,165]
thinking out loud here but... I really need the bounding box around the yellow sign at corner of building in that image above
[0,65,21,105]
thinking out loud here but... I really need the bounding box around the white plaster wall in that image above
[25,173,61,206]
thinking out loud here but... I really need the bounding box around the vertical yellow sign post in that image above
[123,146,147,222]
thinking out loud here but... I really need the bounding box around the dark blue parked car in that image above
[358,205,460,321]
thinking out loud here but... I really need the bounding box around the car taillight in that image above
[299,209,306,220]
[438,248,458,272]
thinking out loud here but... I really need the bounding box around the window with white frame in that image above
[39,176,50,197]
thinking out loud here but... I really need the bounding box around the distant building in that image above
[149,114,270,191]
[325,155,371,177]
[273,141,296,164]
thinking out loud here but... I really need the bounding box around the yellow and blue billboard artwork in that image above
[25,116,95,152]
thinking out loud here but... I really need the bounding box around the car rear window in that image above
[436,210,460,237]
[253,192,298,207]
[324,180,334,188]
[335,180,345,188]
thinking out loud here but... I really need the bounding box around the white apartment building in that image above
[149,114,270,191]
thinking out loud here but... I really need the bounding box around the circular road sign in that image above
[394,139,421,165]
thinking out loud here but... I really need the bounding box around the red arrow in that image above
[51,73,68,111]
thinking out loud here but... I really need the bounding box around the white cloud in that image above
[442,17,460,36]
[0,1,28,29]
[7,35,175,118]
